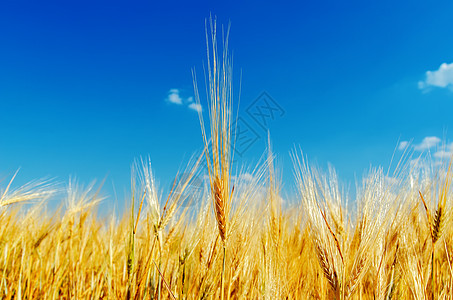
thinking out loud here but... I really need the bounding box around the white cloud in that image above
[418,62,453,90]
[239,173,254,182]
[166,89,202,112]
[398,141,409,150]
[406,137,452,168]
[385,175,399,186]
[231,173,255,182]
[434,150,452,159]
[433,142,453,159]
[167,89,183,105]
[413,136,441,151]
[188,103,202,113]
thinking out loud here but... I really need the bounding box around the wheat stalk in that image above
[193,15,235,300]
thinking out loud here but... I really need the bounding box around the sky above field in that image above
[1,0,453,207]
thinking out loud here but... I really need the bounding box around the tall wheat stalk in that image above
[193,15,235,300]
[266,133,282,297]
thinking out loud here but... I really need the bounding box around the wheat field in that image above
[1,19,453,299]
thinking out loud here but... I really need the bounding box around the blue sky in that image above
[1,0,453,208]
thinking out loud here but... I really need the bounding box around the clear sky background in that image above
[1,0,453,209]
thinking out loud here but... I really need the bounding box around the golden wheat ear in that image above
[213,176,227,243]
[0,170,57,208]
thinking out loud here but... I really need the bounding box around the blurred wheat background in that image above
[2,18,453,300]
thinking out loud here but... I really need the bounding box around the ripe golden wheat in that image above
[1,17,453,299]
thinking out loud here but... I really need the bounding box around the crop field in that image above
[1,20,453,300]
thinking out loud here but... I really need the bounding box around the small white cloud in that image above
[166,89,183,105]
[239,173,254,182]
[188,103,202,113]
[414,136,441,151]
[385,175,399,186]
[407,138,452,168]
[166,89,202,113]
[231,173,255,182]
[433,142,453,159]
[410,158,420,168]
[418,62,453,90]
[398,141,409,150]
[434,150,452,159]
